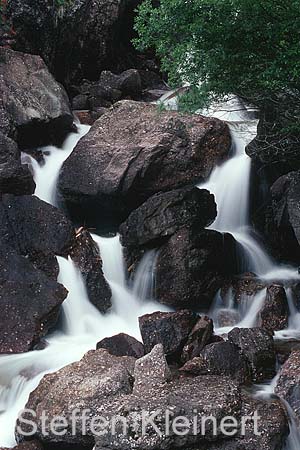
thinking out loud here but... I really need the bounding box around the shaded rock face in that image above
[181,316,214,363]
[181,341,250,385]
[72,69,143,111]
[69,229,112,313]
[0,194,75,278]
[96,333,144,358]
[120,187,217,249]
[1,441,44,450]
[0,243,67,354]
[0,194,78,353]
[8,0,142,86]
[139,310,198,361]
[155,227,239,309]
[228,327,276,383]
[0,133,35,196]
[195,395,288,450]
[0,48,73,148]
[259,284,289,333]
[276,350,300,421]
[58,101,231,227]
[267,171,300,262]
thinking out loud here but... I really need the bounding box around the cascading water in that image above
[0,124,169,448]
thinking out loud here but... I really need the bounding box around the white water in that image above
[0,124,169,448]
[1,96,300,448]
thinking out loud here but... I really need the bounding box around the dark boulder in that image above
[275,350,300,420]
[0,47,73,148]
[7,0,143,86]
[181,341,251,385]
[58,100,231,226]
[96,333,144,358]
[0,244,67,354]
[181,316,213,363]
[0,133,35,196]
[155,227,239,309]
[4,441,44,450]
[216,309,241,328]
[268,171,300,262]
[228,327,276,382]
[119,187,217,249]
[70,229,112,313]
[259,284,289,333]
[0,194,75,279]
[139,310,198,361]
[194,395,288,450]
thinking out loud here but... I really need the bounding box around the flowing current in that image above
[0,99,299,448]
[0,123,169,448]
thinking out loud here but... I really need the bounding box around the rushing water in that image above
[1,97,300,448]
[0,125,169,448]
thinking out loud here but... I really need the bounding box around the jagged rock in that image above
[181,316,213,363]
[268,171,300,262]
[7,0,143,85]
[119,187,216,249]
[0,244,67,354]
[0,132,35,196]
[276,350,300,421]
[181,341,250,385]
[259,284,289,332]
[139,310,198,361]
[58,100,231,226]
[221,273,266,305]
[0,48,73,148]
[133,344,171,393]
[228,327,276,382]
[275,338,300,364]
[16,349,136,447]
[3,441,44,450]
[70,229,112,313]
[193,395,288,450]
[155,227,239,309]
[0,194,75,279]
[96,333,144,358]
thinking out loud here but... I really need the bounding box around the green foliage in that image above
[134,0,300,114]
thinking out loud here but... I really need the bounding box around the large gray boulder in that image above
[58,100,231,226]
[0,47,73,148]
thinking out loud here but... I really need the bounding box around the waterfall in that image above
[0,124,168,448]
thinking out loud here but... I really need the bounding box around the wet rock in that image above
[98,69,142,99]
[70,229,112,313]
[0,244,67,354]
[216,309,241,328]
[259,284,289,332]
[58,100,231,226]
[0,194,75,279]
[96,333,144,358]
[194,394,288,450]
[268,171,300,262]
[274,338,300,364]
[0,48,73,148]
[8,0,142,86]
[139,310,198,361]
[276,350,300,420]
[155,227,239,309]
[119,187,217,249]
[0,132,35,196]
[228,327,276,382]
[95,375,241,449]
[222,272,266,305]
[17,348,136,447]
[181,316,213,363]
[181,341,250,385]
[133,344,171,393]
